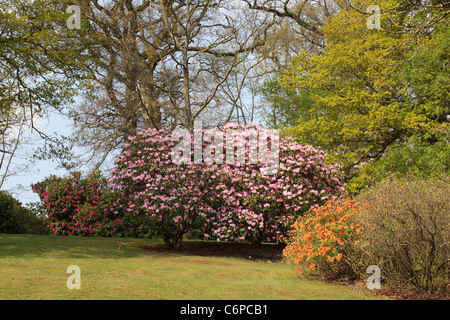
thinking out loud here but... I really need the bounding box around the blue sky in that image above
[2,112,72,205]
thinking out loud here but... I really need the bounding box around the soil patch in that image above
[373,286,450,300]
[318,277,449,300]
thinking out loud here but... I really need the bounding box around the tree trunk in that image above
[139,82,162,129]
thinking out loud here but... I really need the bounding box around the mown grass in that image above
[0,234,387,300]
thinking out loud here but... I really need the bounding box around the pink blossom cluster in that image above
[110,128,221,247]
[111,123,346,245]
[200,124,345,243]
[32,171,128,237]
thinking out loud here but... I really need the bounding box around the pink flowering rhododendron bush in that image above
[111,123,346,248]
[32,171,128,236]
[110,127,219,249]
[202,124,346,244]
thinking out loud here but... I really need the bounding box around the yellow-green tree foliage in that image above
[279,0,448,170]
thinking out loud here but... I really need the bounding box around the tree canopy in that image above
[277,0,448,171]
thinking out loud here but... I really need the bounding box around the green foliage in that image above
[0,191,46,234]
[257,74,315,129]
[123,211,160,239]
[0,1,94,171]
[347,135,450,194]
[0,191,19,233]
[284,176,450,292]
[15,203,48,235]
[401,23,449,126]
[278,0,448,171]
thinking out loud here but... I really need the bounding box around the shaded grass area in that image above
[0,234,386,300]
[140,240,284,261]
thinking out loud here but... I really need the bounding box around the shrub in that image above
[203,124,346,244]
[111,127,219,249]
[0,191,46,234]
[284,176,450,293]
[16,202,47,235]
[0,191,20,233]
[32,171,128,237]
[358,177,450,292]
[123,210,160,239]
[347,135,450,194]
[283,197,368,279]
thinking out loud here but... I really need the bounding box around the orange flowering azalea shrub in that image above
[283,197,369,279]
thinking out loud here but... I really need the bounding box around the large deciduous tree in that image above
[61,0,275,169]
[0,1,86,187]
[278,0,449,171]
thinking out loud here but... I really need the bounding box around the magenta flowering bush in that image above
[111,123,346,248]
[32,171,128,237]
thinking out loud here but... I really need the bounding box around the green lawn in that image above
[0,234,386,300]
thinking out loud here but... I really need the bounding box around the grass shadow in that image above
[0,234,285,262]
[139,240,285,262]
[0,234,155,260]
